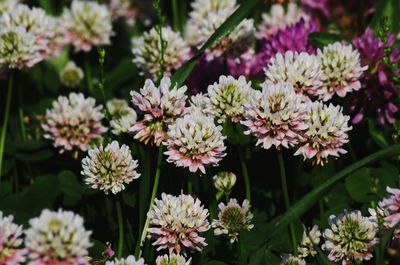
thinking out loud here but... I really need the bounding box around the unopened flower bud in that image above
[213,171,237,193]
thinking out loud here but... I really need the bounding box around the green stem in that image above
[188,174,193,194]
[18,77,27,142]
[115,199,124,258]
[135,145,163,258]
[0,75,14,180]
[240,159,251,202]
[277,152,297,256]
[171,0,180,32]
[84,57,93,94]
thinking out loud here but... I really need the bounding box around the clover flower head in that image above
[188,0,236,20]
[156,254,191,265]
[264,51,325,99]
[107,99,137,135]
[42,93,107,154]
[164,113,226,174]
[130,77,187,146]
[63,0,113,52]
[25,209,92,265]
[378,186,400,228]
[212,199,254,243]
[298,225,321,258]
[132,26,191,78]
[188,93,214,117]
[81,141,140,195]
[0,211,27,265]
[241,82,308,150]
[207,75,253,123]
[0,25,42,69]
[294,102,352,165]
[105,255,146,265]
[60,61,84,87]
[0,0,19,14]
[280,255,306,265]
[213,171,237,194]
[322,210,378,265]
[148,193,210,254]
[318,42,367,101]
[108,0,137,26]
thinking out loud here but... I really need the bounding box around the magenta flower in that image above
[350,28,400,125]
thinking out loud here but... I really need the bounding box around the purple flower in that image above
[227,19,318,79]
[349,28,400,125]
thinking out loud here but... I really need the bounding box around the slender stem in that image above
[18,77,27,142]
[0,75,14,180]
[135,145,163,258]
[84,57,93,94]
[240,159,251,202]
[187,174,193,194]
[237,237,243,265]
[277,152,297,256]
[171,0,180,32]
[115,199,124,258]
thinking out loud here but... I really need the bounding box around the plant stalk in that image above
[135,145,163,258]
[115,199,124,258]
[240,159,251,202]
[0,75,14,180]
[277,152,297,256]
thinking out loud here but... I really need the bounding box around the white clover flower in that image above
[280,255,306,265]
[132,26,191,78]
[241,82,308,150]
[294,102,352,165]
[25,209,92,265]
[0,211,27,265]
[42,92,107,154]
[156,254,191,265]
[185,7,254,60]
[322,210,378,265]
[213,171,237,194]
[188,93,214,117]
[318,42,368,101]
[164,113,226,174]
[264,51,326,99]
[107,99,137,135]
[60,61,84,87]
[212,199,253,243]
[81,140,140,195]
[105,255,146,265]
[298,225,321,258]
[148,193,210,254]
[63,0,113,52]
[0,0,19,14]
[257,3,308,39]
[0,25,42,69]
[207,75,253,123]
[130,77,187,146]
[189,0,236,20]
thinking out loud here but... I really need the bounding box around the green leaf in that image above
[308,32,349,48]
[57,170,84,197]
[370,0,400,33]
[15,150,54,163]
[171,0,262,86]
[345,168,373,202]
[261,144,400,249]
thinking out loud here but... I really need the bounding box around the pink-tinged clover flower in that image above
[264,51,325,99]
[105,255,145,265]
[130,77,187,146]
[378,187,400,228]
[147,193,210,254]
[25,209,92,265]
[156,254,191,265]
[322,210,378,265]
[63,0,113,52]
[294,102,351,165]
[317,42,367,101]
[81,141,140,195]
[0,211,27,265]
[241,82,308,150]
[42,93,107,154]
[164,113,226,174]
